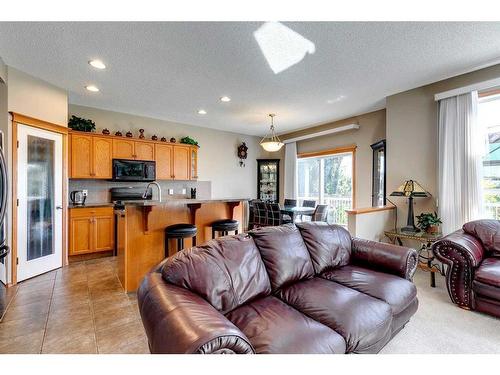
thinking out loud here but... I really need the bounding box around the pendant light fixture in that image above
[260,113,284,152]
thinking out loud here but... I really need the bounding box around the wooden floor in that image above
[0,257,149,354]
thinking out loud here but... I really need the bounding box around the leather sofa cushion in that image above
[322,265,417,315]
[472,280,500,301]
[474,258,500,288]
[226,296,346,354]
[249,224,314,291]
[296,222,351,274]
[278,278,392,354]
[463,220,500,257]
[162,235,271,314]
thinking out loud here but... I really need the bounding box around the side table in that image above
[384,228,445,287]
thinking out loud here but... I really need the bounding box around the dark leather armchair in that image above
[432,219,500,317]
[138,223,419,354]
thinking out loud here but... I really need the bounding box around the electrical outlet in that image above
[181,188,187,195]
[168,189,174,195]
[82,190,88,197]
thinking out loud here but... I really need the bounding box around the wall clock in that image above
[237,142,248,167]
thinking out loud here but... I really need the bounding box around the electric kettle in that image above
[70,190,87,205]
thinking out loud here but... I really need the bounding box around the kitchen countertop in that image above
[69,198,250,209]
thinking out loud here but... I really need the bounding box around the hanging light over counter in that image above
[260,113,284,152]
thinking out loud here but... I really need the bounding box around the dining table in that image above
[280,206,315,222]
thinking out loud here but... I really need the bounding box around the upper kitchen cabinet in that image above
[172,145,190,180]
[70,133,112,179]
[112,139,155,160]
[135,142,155,161]
[155,143,173,179]
[69,131,198,180]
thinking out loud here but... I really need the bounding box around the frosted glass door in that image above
[17,125,62,281]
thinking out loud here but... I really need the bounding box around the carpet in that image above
[381,269,500,354]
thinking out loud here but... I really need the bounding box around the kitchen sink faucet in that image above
[143,181,162,202]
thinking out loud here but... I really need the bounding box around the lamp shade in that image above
[260,113,284,152]
[390,180,430,198]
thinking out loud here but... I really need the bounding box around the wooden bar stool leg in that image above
[165,235,169,258]
[212,228,216,239]
[192,235,196,246]
[177,238,183,252]
[235,229,238,235]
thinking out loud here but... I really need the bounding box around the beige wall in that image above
[7,67,68,126]
[69,105,270,199]
[386,63,500,227]
[280,109,386,208]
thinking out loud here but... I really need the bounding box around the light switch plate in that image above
[168,189,174,195]
[181,188,186,194]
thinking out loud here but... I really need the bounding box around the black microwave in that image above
[112,159,156,182]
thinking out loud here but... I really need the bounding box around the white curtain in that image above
[284,142,298,199]
[438,91,485,235]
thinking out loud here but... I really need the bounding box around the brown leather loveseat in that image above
[433,219,500,318]
[138,222,419,354]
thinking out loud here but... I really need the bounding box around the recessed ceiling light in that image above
[220,96,231,102]
[198,109,207,115]
[85,85,100,92]
[88,59,106,70]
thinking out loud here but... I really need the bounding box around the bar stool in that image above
[211,219,239,239]
[164,224,197,257]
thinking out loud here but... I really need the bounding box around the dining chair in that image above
[311,204,329,222]
[302,200,317,208]
[253,201,268,227]
[265,203,283,226]
[284,199,297,207]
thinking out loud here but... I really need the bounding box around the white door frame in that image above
[16,124,63,281]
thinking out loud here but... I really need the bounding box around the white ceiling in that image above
[1,22,500,136]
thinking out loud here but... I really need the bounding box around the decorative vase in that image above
[126,131,133,138]
[170,137,176,143]
[160,137,167,142]
[151,135,158,141]
[102,128,110,135]
[426,225,439,234]
[139,129,145,139]
[115,131,123,137]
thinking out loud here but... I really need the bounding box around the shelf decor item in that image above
[390,180,431,233]
[170,137,176,143]
[102,128,110,135]
[68,115,96,132]
[180,136,199,146]
[139,129,145,139]
[416,212,442,234]
[115,131,123,137]
[160,137,167,142]
[260,114,284,152]
[151,135,158,141]
[126,131,133,138]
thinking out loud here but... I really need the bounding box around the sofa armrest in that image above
[137,272,254,354]
[351,238,418,280]
[432,230,485,309]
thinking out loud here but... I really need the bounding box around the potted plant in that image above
[416,212,442,234]
[180,136,199,146]
[68,115,96,132]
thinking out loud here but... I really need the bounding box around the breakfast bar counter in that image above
[116,198,249,292]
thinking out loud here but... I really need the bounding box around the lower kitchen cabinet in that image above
[69,207,115,256]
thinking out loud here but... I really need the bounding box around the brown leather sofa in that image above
[433,219,500,318]
[138,223,419,354]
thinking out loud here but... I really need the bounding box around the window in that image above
[297,147,354,226]
[478,93,500,219]
[371,140,386,207]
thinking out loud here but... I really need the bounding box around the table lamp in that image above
[390,180,430,233]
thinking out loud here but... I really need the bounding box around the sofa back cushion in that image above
[296,222,352,274]
[463,220,500,257]
[249,224,314,291]
[161,235,271,314]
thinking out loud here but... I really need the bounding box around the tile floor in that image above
[0,256,149,354]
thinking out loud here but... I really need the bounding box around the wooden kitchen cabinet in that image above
[70,134,112,179]
[135,142,155,160]
[69,207,115,256]
[172,145,190,180]
[69,131,197,181]
[155,144,173,179]
[112,139,135,159]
